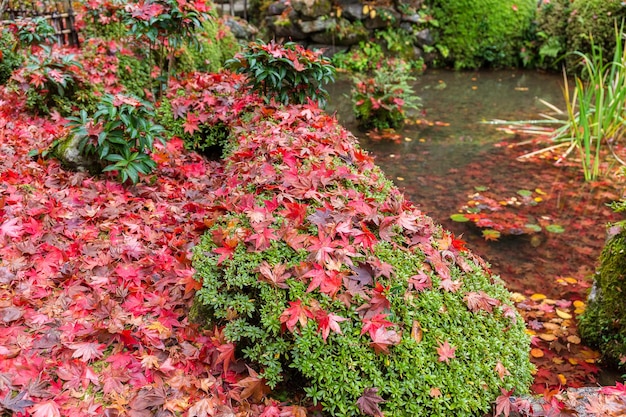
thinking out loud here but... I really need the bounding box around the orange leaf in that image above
[530,348,544,358]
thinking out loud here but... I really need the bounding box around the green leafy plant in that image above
[0,29,23,85]
[351,59,421,130]
[332,40,385,73]
[67,93,165,183]
[429,0,536,69]
[122,0,213,95]
[9,46,95,115]
[10,17,56,48]
[226,40,336,107]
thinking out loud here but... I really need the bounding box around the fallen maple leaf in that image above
[369,327,401,354]
[356,387,384,417]
[0,391,34,414]
[68,342,105,362]
[494,388,514,417]
[30,400,60,417]
[236,366,270,402]
[279,300,312,333]
[436,341,456,364]
[0,217,22,239]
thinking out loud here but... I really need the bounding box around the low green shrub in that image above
[67,93,165,183]
[9,46,97,115]
[332,41,386,73]
[192,100,533,416]
[226,40,336,106]
[11,16,56,48]
[534,0,571,69]
[0,29,23,85]
[566,0,626,69]
[429,0,536,69]
[181,17,240,74]
[351,60,421,130]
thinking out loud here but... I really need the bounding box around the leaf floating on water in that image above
[450,213,470,222]
[482,229,500,241]
[525,223,542,233]
[517,189,533,197]
[545,224,565,233]
[474,185,489,191]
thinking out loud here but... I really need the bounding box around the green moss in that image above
[578,229,626,369]
[535,0,571,69]
[565,0,626,69]
[429,0,536,69]
[182,17,240,74]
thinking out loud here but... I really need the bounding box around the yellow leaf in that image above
[535,188,546,195]
[530,293,546,301]
[573,300,585,308]
[543,322,560,331]
[568,358,578,365]
[555,309,572,319]
[574,308,585,315]
[336,7,342,18]
[534,197,543,203]
[363,4,370,14]
[557,374,567,385]
[369,9,376,18]
[567,335,581,344]
[552,357,564,365]
[539,333,557,341]
[411,321,423,343]
[510,292,526,302]
[147,321,170,336]
[564,277,578,284]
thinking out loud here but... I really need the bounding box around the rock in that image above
[394,0,424,9]
[311,29,365,46]
[341,3,364,20]
[415,28,434,47]
[297,17,336,34]
[266,16,307,40]
[53,135,100,173]
[306,43,349,57]
[267,0,288,16]
[401,13,422,24]
[364,7,400,30]
[223,15,259,40]
[291,0,332,18]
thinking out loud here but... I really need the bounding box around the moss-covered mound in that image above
[579,228,626,369]
[191,78,533,416]
[566,0,626,69]
[429,0,536,69]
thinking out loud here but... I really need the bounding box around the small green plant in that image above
[67,93,165,184]
[123,0,212,95]
[226,40,336,107]
[10,17,56,48]
[332,41,385,73]
[351,59,421,130]
[0,29,23,85]
[10,46,94,115]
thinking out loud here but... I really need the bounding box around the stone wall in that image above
[264,0,434,59]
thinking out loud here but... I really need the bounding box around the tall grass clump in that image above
[492,24,626,181]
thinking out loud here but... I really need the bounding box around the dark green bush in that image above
[180,18,240,74]
[534,0,571,69]
[0,29,23,85]
[226,40,336,106]
[565,0,626,69]
[428,0,536,69]
[192,105,533,416]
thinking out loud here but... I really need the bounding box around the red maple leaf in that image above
[356,387,385,417]
[408,271,432,292]
[369,327,401,354]
[360,314,395,339]
[436,341,456,364]
[279,300,313,333]
[257,261,290,289]
[68,342,105,362]
[246,223,277,251]
[215,340,236,374]
[0,218,22,239]
[315,310,347,342]
[494,388,514,417]
[236,366,270,402]
[307,230,339,264]
[464,291,501,313]
[303,263,343,297]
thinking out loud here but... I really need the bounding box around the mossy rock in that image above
[565,0,626,70]
[192,92,533,416]
[428,0,536,69]
[579,228,626,369]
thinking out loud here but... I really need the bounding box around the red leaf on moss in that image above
[436,341,456,364]
[279,300,313,333]
[357,387,385,417]
[369,327,401,354]
[464,291,501,313]
[315,310,347,342]
[258,261,290,289]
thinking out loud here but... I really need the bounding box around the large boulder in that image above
[291,0,332,18]
[579,226,626,369]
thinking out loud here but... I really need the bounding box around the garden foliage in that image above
[192,83,533,416]
[226,40,335,107]
[428,0,536,69]
[351,59,420,130]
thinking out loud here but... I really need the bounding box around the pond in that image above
[327,69,625,391]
